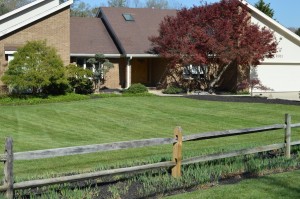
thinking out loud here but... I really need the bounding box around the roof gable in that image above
[240,0,300,46]
[70,17,120,56]
[240,0,300,63]
[0,0,73,38]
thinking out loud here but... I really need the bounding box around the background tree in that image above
[0,0,33,15]
[1,40,69,95]
[295,28,300,37]
[87,54,114,92]
[0,0,10,15]
[71,0,98,17]
[145,0,168,9]
[133,0,141,8]
[254,0,274,18]
[150,0,277,92]
[108,0,128,7]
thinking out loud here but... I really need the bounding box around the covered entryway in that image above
[131,58,149,85]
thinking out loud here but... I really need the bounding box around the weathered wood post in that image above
[4,137,14,199]
[172,127,182,178]
[285,114,291,158]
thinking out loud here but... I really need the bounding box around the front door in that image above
[131,58,149,84]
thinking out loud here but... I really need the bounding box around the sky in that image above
[80,0,300,28]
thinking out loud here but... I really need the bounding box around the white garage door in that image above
[254,64,300,92]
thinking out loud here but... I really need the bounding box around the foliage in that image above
[0,93,90,106]
[70,0,98,17]
[124,83,148,94]
[149,0,277,92]
[87,54,114,91]
[254,0,274,19]
[145,0,169,9]
[65,64,93,94]
[1,40,69,95]
[0,0,9,15]
[0,0,33,15]
[108,0,128,7]
[295,28,300,37]
[162,86,183,94]
[167,169,300,199]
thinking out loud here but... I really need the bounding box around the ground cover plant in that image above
[166,169,300,199]
[0,96,300,198]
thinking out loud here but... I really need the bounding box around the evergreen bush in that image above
[124,83,148,94]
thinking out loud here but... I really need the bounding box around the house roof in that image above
[70,17,120,56]
[240,0,300,46]
[0,0,73,38]
[97,7,177,55]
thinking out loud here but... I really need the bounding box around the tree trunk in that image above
[209,62,233,91]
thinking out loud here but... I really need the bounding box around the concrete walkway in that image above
[253,92,300,101]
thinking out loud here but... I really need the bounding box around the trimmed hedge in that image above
[124,83,148,94]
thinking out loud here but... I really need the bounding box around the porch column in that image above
[126,57,132,88]
[83,58,87,70]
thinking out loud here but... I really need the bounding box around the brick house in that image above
[71,7,177,89]
[0,0,72,92]
[1,0,300,93]
[72,3,300,92]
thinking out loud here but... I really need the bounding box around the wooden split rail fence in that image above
[1,113,300,198]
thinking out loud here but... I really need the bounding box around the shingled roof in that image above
[97,7,177,55]
[70,17,120,56]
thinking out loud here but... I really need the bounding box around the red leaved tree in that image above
[149,0,277,92]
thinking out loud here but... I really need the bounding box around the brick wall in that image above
[102,58,126,89]
[0,7,71,87]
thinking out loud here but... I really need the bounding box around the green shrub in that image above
[162,86,183,94]
[1,40,68,95]
[124,83,148,94]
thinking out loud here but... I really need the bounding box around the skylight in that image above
[122,13,134,21]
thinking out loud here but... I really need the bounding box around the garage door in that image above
[254,64,300,92]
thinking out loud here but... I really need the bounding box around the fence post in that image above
[172,126,183,178]
[285,114,291,159]
[4,137,14,199]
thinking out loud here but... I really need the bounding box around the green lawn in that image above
[165,170,300,199]
[0,96,300,181]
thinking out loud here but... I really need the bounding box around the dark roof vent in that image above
[122,13,134,21]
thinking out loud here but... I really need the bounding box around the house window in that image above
[183,64,205,79]
[76,58,85,68]
[4,51,16,63]
[122,13,134,21]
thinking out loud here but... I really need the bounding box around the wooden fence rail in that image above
[1,114,300,198]
[13,137,175,160]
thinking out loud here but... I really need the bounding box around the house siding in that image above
[0,7,70,89]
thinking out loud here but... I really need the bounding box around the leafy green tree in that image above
[145,0,168,9]
[108,0,128,7]
[87,54,114,91]
[65,64,93,94]
[254,0,274,18]
[1,40,69,95]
